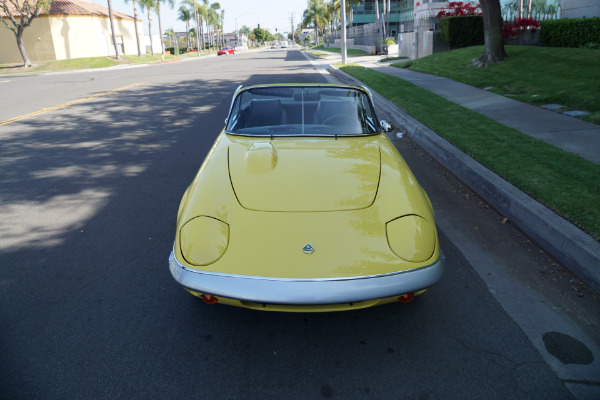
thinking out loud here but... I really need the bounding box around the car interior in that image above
[226,86,379,136]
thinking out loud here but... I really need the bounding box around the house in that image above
[346,0,598,58]
[0,0,143,64]
[298,28,314,43]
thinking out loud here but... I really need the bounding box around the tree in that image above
[327,0,339,37]
[252,27,268,43]
[219,9,224,47]
[303,0,328,45]
[155,0,175,55]
[165,27,174,46]
[473,0,507,67]
[178,5,192,49]
[138,0,155,54]
[189,26,197,48]
[180,0,203,54]
[191,0,208,51]
[207,2,220,49]
[333,0,360,28]
[106,0,120,59]
[124,0,142,56]
[0,0,53,67]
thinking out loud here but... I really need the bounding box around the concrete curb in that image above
[327,64,600,294]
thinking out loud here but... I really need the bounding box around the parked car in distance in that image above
[280,41,289,48]
[168,83,445,312]
[218,47,235,55]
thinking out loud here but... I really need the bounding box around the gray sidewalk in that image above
[355,57,600,165]
[312,52,600,296]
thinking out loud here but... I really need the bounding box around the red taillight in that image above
[201,294,219,305]
[398,293,415,303]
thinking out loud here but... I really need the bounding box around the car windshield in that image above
[225,86,380,137]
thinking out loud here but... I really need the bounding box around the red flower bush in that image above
[503,17,540,37]
[437,2,482,18]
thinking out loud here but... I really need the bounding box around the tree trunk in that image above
[107,0,120,59]
[132,1,142,57]
[148,11,154,55]
[194,10,200,55]
[15,27,32,67]
[157,3,165,55]
[200,17,205,52]
[186,22,190,49]
[473,0,507,67]
[386,0,390,39]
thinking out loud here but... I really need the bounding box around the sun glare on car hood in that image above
[228,139,381,212]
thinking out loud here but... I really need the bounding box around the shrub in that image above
[165,47,188,55]
[436,1,481,18]
[540,17,600,48]
[440,15,484,48]
[504,18,539,37]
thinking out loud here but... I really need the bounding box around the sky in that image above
[89,0,310,36]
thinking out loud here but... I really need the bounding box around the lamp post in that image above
[234,14,247,49]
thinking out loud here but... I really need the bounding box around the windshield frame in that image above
[224,84,382,138]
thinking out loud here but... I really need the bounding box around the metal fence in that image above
[325,22,383,47]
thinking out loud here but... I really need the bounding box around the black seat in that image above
[246,99,283,127]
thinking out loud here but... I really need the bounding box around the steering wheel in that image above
[321,114,348,125]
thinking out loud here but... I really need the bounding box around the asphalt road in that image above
[0,49,596,399]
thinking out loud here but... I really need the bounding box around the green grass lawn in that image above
[340,65,600,240]
[0,51,216,74]
[306,50,331,58]
[311,45,368,55]
[381,56,409,62]
[392,46,600,124]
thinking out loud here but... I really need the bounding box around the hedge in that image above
[440,15,484,48]
[540,17,600,48]
[165,47,188,55]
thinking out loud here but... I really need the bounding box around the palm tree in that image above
[180,0,203,54]
[303,0,328,45]
[178,5,193,49]
[208,3,220,49]
[326,0,339,43]
[189,27,197,49]
[124,0,143,56]
[334,0,361,28]
[155,0,175,55]
[165,27,175,46]
[194,0,209,51]
[138,0,155,55]
[219,9,225,48]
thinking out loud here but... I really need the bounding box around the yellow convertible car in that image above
[169,84,444,312]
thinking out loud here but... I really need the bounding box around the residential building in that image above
[0,0,142,64]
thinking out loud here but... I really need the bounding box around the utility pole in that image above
[341,0,347,64]
[289,12,295,46]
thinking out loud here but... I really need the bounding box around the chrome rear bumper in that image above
[169,250,444,305]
